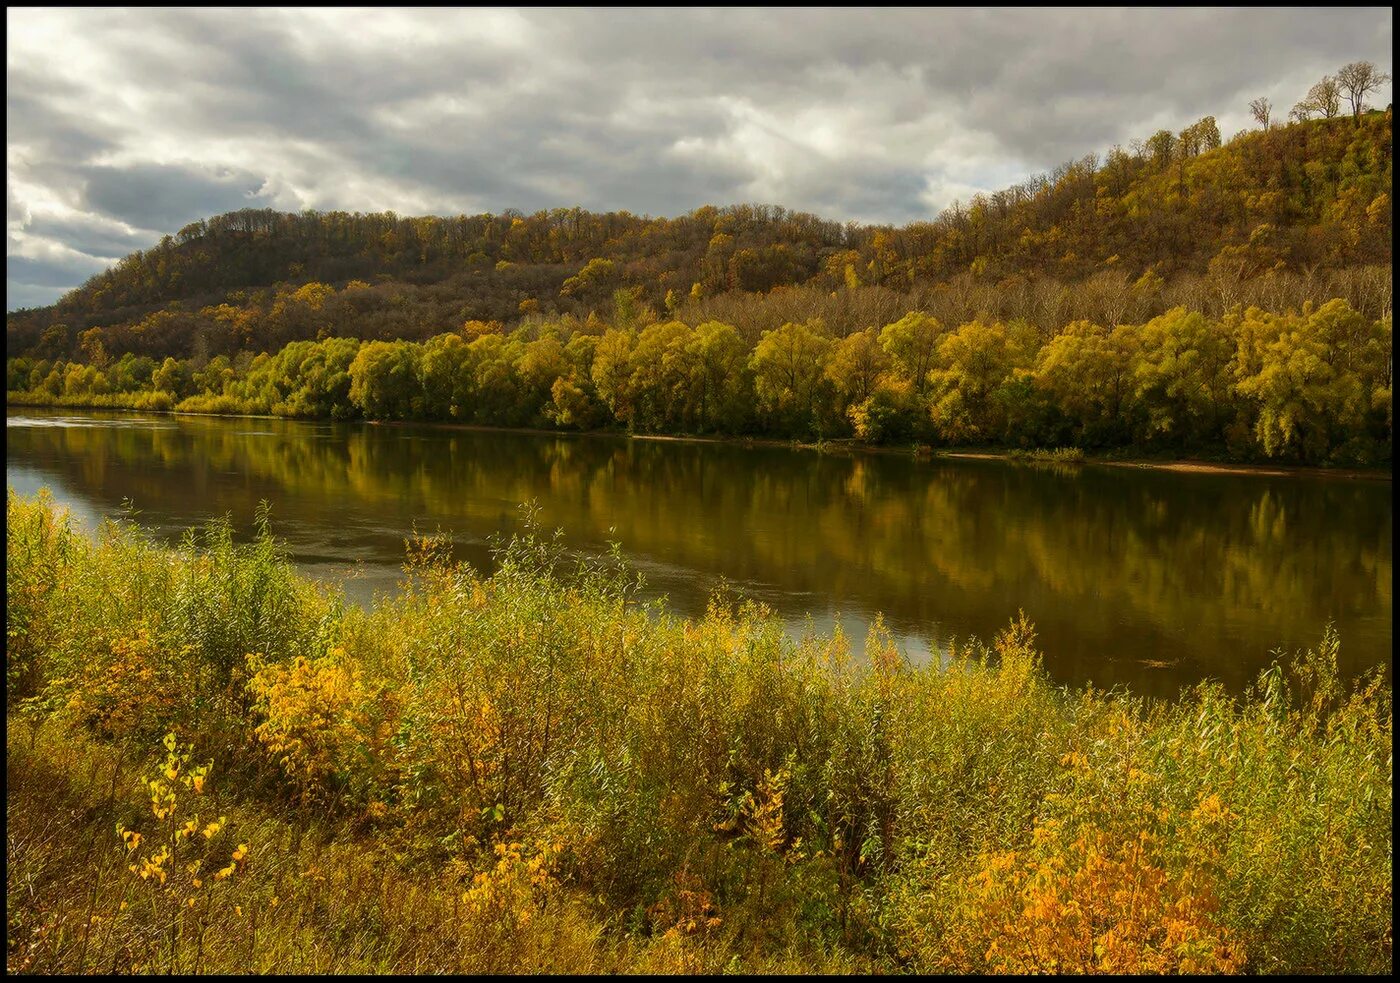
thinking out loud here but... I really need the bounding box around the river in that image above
[6,408,1391,698]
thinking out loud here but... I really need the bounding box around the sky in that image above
[6,7,1393,311]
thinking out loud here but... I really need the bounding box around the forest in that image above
[7,108,1393,465]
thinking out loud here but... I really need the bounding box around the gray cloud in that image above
[7,7,1393,310]
[7,252,108,311]
[78,162,285,232]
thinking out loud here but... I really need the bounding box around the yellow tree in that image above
[927,320,1025,443]
[878,312,945,395]
[750,320,832,435]
[825,328,890,417]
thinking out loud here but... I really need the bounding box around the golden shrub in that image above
[939,820,1245,974]
[64,628,184,737]
[245,648,372,798]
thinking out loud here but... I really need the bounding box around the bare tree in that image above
[1249,96,1272,129]
[1335,61,1391,123]
[1312,76,1342,119]
[1292,76,1342,122]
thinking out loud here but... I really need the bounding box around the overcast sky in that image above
[6,7,1392,310]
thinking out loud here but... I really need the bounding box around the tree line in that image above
[10,295,1392,465]
[1250,59,1391,128]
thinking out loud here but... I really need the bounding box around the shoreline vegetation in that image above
[7,295,1392,471]
[7,489,1392,974]
[7,397,1392,481]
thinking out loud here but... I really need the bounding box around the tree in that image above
[926,320,1024,444]
[560,258,619,302]
[626,321,695,431]
[686,321,749,432]
[1249,97,1272,129]
[1293,76,1342,122]
[151,356,190,398]
[548,374,605,429]
[1144,129,1176,169]
[878,311,944,394]
[590,329,637,425]
[420,333,475,419]
[749,320,832,436]
[1233,300,1371,461]
[1034,321,1141,444]
[1132,307,1232,444]
[79,327,111,368]
[1335,61,1391,123]
[347,340,422,420]
[825,328,890,415]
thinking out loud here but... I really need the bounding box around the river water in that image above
[6,408,1391,697]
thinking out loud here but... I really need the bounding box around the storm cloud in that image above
[7,7,1392,309]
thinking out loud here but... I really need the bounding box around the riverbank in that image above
[8,396,1391,481]
[6,489,1392,974]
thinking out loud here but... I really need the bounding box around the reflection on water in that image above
[5,408,1392,697]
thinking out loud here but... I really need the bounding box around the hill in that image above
[6,111,1392,362]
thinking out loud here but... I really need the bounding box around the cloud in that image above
[6,7,1393,309]
[77,162,287,232]
[6,250,109,311]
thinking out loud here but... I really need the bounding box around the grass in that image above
[1006,446,1087,464]
[6,488,1392,974]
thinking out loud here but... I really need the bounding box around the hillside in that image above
[6,111,1392,362]
[5,110,1393,467]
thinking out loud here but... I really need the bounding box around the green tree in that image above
[1133,308,1233,444]
[927,320,1025,444]
[1035,321,1142,444]
[825,327,890,417]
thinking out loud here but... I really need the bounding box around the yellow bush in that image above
[64,628,185,738]
[936,821,1245,974]
[451,838,566,968]
[647,869,723,939]
[246,648,386,800]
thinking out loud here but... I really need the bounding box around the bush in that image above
[5,490,1391,974]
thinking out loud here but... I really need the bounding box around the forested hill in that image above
[6,109,1392,361]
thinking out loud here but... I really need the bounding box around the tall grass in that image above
[1006,446,1087,464]
[6,488,1391,974]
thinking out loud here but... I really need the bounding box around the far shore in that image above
[7,397,1393,481]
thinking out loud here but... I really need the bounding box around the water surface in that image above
[6,408,1391,697]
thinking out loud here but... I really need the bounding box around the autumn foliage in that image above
[5,490,1391,973]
